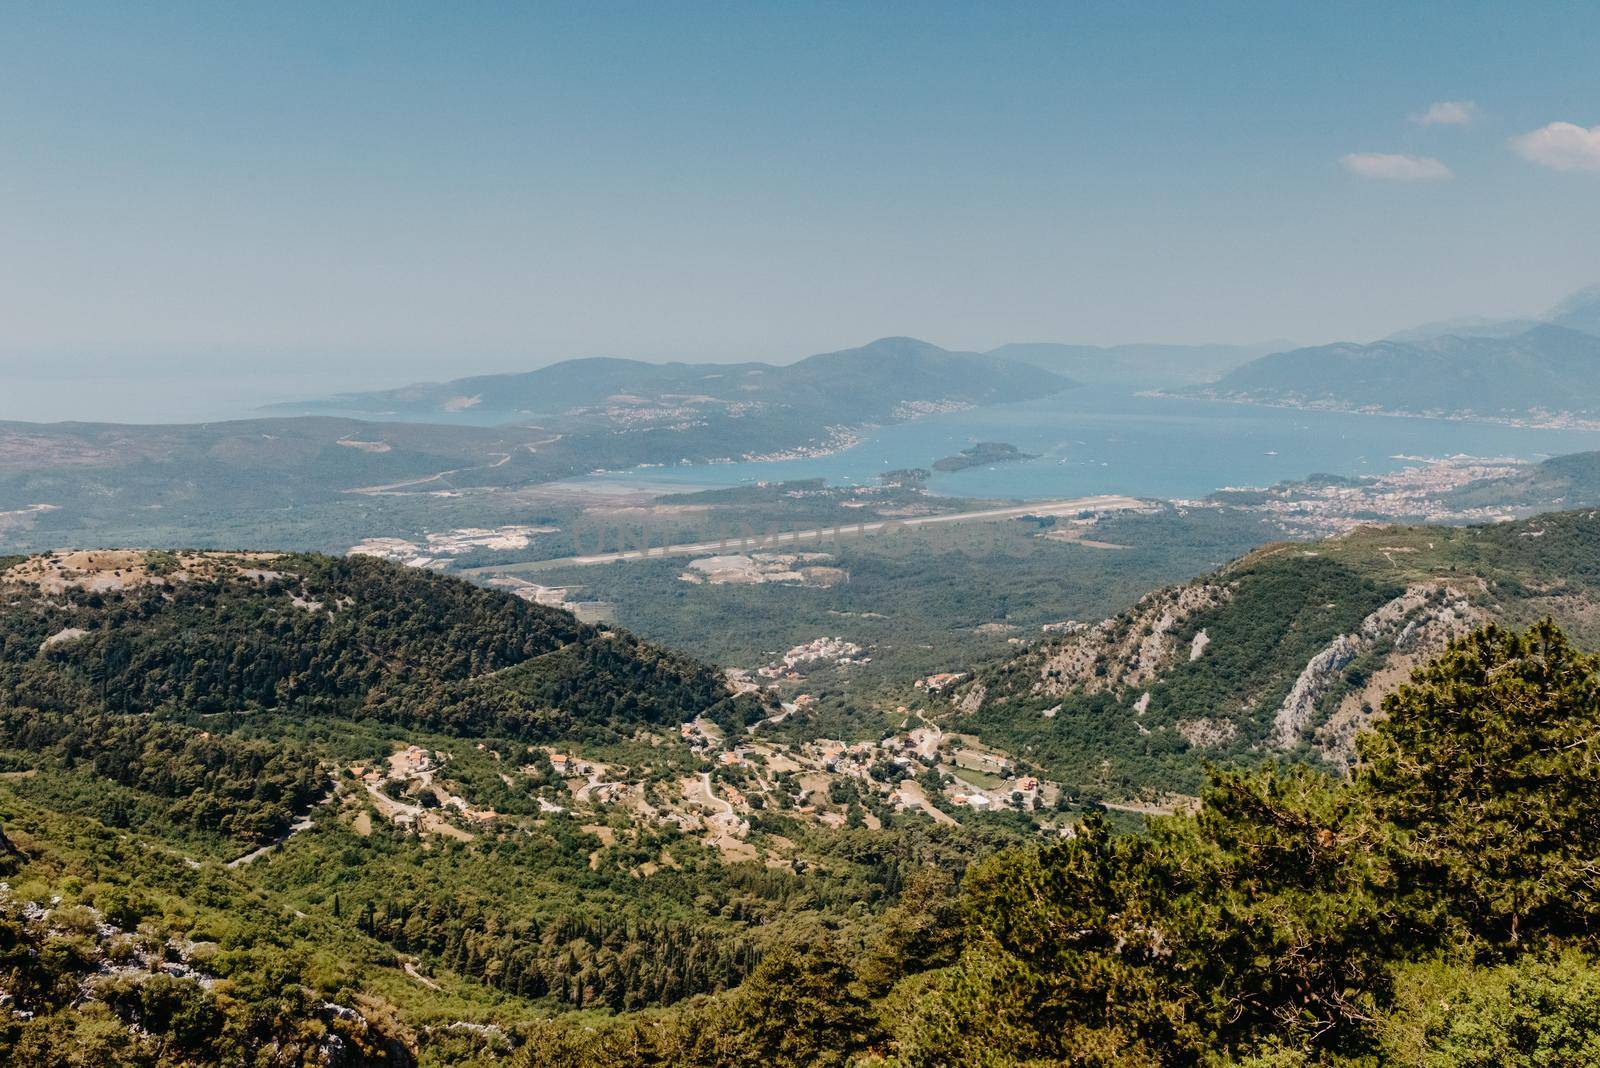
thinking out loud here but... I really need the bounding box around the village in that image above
[1186,454,1537,535]
[339,692,1073,867]
[755,635,871,680]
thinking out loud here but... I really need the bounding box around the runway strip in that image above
[465,494,1147,573]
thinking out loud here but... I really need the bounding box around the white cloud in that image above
[1411,100,1478,126]
[1340,153,1454,181]
[1511,122,1600,172]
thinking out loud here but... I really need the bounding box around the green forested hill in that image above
[522,620,1600,1066]
[952,509,1600,797]
[0,550,757,849]
[0,549,1017,1065]
[1445,449,1600,510]
[8,541,1600,1065]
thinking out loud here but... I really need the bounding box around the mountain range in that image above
[0,340,1072,552]
[1193,283,1600,421]
[1388,282,1600,342]
[271,336,1074,425]
[7,512,1600,1064]
[272,281,1600,429]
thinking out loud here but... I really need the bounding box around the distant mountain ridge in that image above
[1544,283,1600,336]
[1217,280,1600,420]
[1193,323,1600,422]
[1386,281,1600,343]
[272,336,1074,424]
[0,340,1073,551]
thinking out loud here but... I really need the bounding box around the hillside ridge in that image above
[950,509,1600,791]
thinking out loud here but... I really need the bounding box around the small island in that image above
[931,441,1038,472]
[879,467,932,487]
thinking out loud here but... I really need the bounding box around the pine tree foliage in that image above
[517,620,1600,1067]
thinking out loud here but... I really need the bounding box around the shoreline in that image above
[1150,390,1600,434]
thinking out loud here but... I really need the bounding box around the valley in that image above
[7,511,1600,1066]
[13,8,1600,1064]
[7,373,1600,1067]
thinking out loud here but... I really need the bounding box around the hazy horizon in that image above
[3,3,1599,420]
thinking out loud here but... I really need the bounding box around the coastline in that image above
[1149,390,1600,434]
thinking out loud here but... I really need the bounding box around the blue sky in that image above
[2,2,1598,390]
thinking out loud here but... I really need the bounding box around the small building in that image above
[916,671,969,693]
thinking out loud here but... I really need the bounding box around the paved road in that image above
[466,494,1147,573]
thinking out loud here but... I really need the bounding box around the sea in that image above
[570,386,1600,502]
[10,367,1600,503]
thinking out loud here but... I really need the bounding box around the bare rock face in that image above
[975,562,1496,767]
[954,682,987,715]
[1265,582,1486,756]
[1312,584,1486,766]
[1032,582,1233,698]
[1268,633,1365,751]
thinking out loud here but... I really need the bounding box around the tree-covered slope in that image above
[1444,449,1600,510]
[517,619,1600,1067]
[953,509,1600,796]
[0,545,1026,1066]
[8,543,1600,1064]
[0,550,759,848]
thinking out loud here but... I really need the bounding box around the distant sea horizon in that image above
[0,366,397,426]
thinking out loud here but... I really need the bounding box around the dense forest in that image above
[513,620,1600,1066]
[0,550,1022,1063]
[0,552,760,852]
[5,540,1600,1065]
